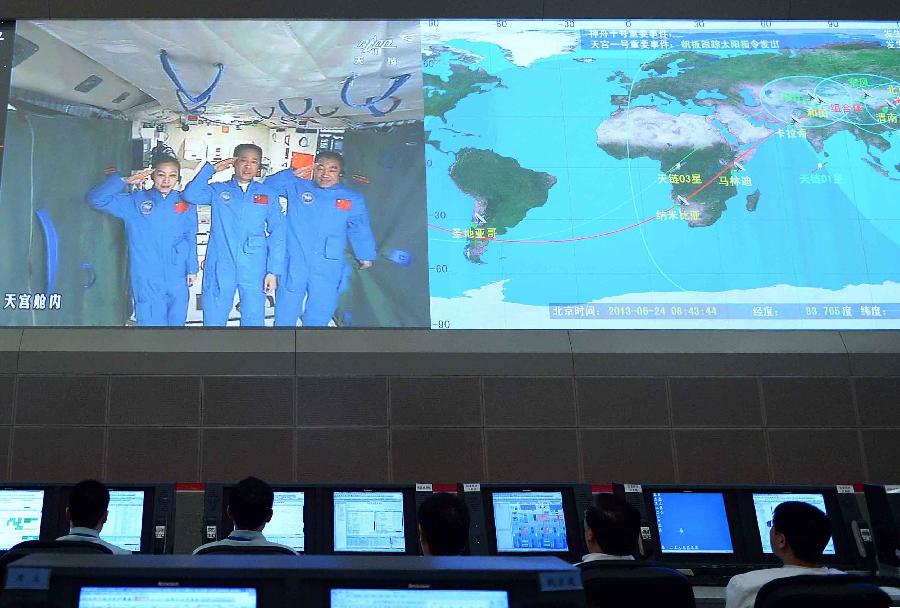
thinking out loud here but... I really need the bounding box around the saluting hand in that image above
[264,273,277,295]
[214,158,237,172]
[292,165,313,180]
[124,168,153,185]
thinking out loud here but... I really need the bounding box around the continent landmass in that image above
[601,138,736,226]
[598,43,900,227]
[449,148,556,263]
[424,63,501,121]
[631,43,898,155]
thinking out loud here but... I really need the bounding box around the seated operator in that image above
[577,493,641,565]
[725,501,842,608]
[56,479,130,554]
[417,492,471,556]
[193,476,296,554]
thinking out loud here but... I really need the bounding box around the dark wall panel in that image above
[109,377,200,426]
[15,376,107,425]
[11,427,103,482]
[296,429,389,482]
[577,378,669,427]
[107,428,200,482]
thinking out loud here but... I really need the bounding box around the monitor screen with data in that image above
[330,589,509,608]
[333,491,405,553]
[490,491,569,553]
[0,489,44,550]
[653,491,734,554]
[264,491,305,552]
[99,490,144,553]
[78,587,257,608]
[752,492,836,555]
[2,19,900,329]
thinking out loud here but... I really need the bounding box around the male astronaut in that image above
[265,151,376,326]
[182,144,285,326]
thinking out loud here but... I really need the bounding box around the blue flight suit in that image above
[265,170,377,327]
[87,175,198,326]
[182,163,286,326]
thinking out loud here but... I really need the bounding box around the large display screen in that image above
[752,492,836,555]
[1,19,899,329]
[100,489,144,552]
[491,491,569,552]
[653,491,734,554]
[333,491,405,552]
[0,489,44,550]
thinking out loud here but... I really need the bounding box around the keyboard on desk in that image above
[677,564,755,586]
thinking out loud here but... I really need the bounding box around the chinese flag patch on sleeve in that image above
[174,201,189,214]
[253,194,269,205]
[336,198,352,211]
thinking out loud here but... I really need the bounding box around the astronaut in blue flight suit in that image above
[86,153,198,326]
[265,151,376,327]
[182,144,286,326]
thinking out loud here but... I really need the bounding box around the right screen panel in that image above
[752,492,836,555]
[423,20,900,329]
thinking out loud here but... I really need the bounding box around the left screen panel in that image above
[0,19,429,328]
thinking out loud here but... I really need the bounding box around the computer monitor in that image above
[332,490,406,553]
[101,490,145,553]
[652,491,734,555]
[203,484,311,553]
[78,586,257,608]
[474,485,587,560]
[55,484,174,554]
[751,492,836,555]
[264,491,305,552]
[864,484,900,568]
[491,491,569,553]
[330,588,509,608]
[0,488,48,550]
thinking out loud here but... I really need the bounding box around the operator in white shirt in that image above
[56,479,130,554]
[193,476,296,554]
[725,501,842,608]
[577,493,641,565]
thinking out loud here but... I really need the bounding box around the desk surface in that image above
[693,585,900,607]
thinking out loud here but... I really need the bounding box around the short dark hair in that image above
[228,476,274,530]
[772,501,832,562]
[584,494,640,556]
[315,150,344,170]
[68,480,110,528]
[233,143,263,160]
[417,492,470,555]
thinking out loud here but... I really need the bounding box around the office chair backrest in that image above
[579,560,696,608]
[754,574,890,608]
[194,544,295,555]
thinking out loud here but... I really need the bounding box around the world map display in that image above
[423,20,900,328]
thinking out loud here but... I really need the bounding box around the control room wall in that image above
[0,329,897,486]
